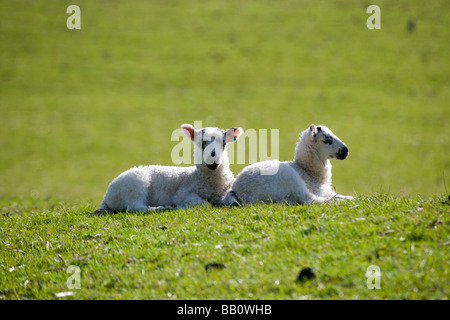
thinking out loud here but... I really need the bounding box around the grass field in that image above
[1,195,449,299]
[0,0,449,300]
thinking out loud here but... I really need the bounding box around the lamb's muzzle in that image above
[337,146,349,160]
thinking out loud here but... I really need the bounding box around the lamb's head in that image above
[307,124,349,160]
[181,124,243,170]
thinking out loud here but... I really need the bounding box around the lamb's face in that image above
[196,128,228,170]
[181,124,243,171]
[311,125,349,160]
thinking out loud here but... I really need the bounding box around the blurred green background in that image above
[0,0,449,202]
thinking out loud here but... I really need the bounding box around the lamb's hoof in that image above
[229,201,241,207]
[221,198,241,207]
[90,209,110,216]
[227,191,241,207]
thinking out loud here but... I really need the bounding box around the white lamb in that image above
[229,124,353,205]
[95,124,243,213]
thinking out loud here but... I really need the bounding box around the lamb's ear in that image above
[181,124,196,141]
[309,124,317,137]
[225,127,243,143]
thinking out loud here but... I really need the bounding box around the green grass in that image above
[0,195,448,299]
[0,0,449,299]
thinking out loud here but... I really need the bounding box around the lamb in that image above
[95,123,243,213]
[229,124,353,205]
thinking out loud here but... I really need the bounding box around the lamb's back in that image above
[232,160,305,203]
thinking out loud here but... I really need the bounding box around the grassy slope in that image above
[0,195,448,299]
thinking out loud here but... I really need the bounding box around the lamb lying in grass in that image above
[229,124,354,205]
[95,123,243,213]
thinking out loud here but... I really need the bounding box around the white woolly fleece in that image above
[230,124,353,205]
[97,124,243,213]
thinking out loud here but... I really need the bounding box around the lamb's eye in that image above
[323,139,333,145]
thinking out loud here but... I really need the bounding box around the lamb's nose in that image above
[337,146,349,160]
[211,149,216,157]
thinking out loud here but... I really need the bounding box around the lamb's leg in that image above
[220,190,241,207]
[125,203,175,213]
[90,202,117,215]
[335,194,355,200]
[145,206,175,212]
[128,197,209,213]
[310,196,329,203]
[327,194,355,202]
[170,190,210,210]
[91,208,112,215]
[293,191,328,205]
